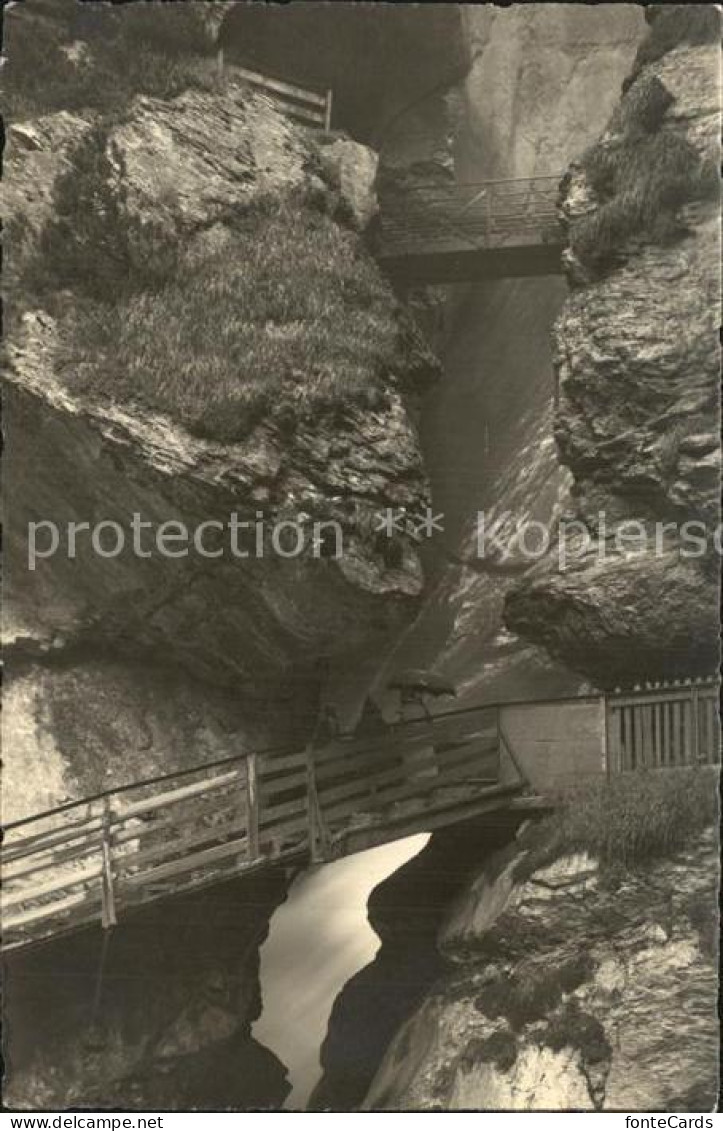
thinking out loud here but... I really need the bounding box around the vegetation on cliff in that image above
[569,5,719,273]
[8,6,437,443]
[2,0,218,118]
[35,146,429,439]
[367,769,718,1111]
[626,4,721,85]
[521,765,718,881]
[506,5,719,684]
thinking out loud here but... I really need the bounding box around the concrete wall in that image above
[499,696,605,791]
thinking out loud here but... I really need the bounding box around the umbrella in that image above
[387,670,457,699]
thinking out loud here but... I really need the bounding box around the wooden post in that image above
[305,742,319,862]
[672,699,681,765]
[691,682,700,764]
[246,753,259,860]
[305,740,331,863]
[100,797,117,930]
[324,88,333,134]
[601,696,610,778]
[683,692,694,765]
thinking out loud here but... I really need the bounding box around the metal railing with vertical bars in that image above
[379,175,564,253]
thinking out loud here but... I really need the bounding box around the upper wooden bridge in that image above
[213,61,564,283]
[2,679,719,955]
[376,175,565,284]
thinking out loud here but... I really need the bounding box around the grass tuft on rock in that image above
[50,185,434,441]
[533,766,718,875]
[2,1,218,119]
[570,1,720,278]
[571,69,718,273]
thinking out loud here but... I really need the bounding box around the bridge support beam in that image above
[378,242,565,286]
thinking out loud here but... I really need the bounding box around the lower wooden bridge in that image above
[2,680,719,954]
[376,175,565,284]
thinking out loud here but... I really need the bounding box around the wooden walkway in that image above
[376,176,565,283]
[2,705,516,954]
[2,681,718,955]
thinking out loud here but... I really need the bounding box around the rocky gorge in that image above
[504,9,721,686]
[365,818,719,1112]
[2,2,720,1113]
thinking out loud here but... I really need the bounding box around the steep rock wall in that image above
[3,868,290,1109]
[309,818,522,1111]
[1,11,440,1106]
[219,2,467,144]
[505,17,721,684]
[365,823,718,1111]
[4,77,434,801]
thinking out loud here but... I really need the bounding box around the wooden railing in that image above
[219,54,332,131]
[4,681,719,953]
[2,705,507,953]
[606,679,720,773]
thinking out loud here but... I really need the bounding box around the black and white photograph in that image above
[1,0,721,1117]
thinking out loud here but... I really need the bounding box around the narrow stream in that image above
[253,835,429,1109]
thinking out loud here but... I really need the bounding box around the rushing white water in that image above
[253,835,429,1110]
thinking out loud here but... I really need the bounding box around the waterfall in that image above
[252,835,429,1109]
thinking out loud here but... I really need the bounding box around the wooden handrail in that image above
[5,681,717,833]
[218,60,332,132]
[2,679,718,953]
[233,64,327,108]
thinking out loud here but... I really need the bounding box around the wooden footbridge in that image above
[2,680,719,955]
[375,176,565,284]
[212,60,564,283]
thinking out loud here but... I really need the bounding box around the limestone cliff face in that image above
[4,78,434,810]
[2,11,437,1107]
[364,826,719,1112]
[505,23,721,684]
